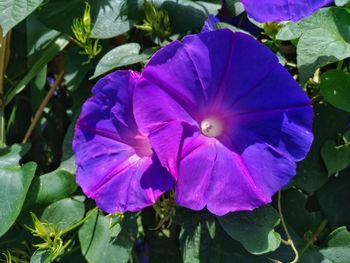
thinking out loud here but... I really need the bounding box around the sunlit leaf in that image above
[0,144,36,237]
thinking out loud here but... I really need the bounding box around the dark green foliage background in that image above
[0,0,350,262]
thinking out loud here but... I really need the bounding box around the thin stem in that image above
[0,27,11,147]
[337,60,344,71]
[22,71,64,144]
[278,191,299,263]
[301,219,327,256]
[60,207,98,236]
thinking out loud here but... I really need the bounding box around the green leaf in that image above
[25,167,77,206]
[41,197,85,231]
[142,207,182,263]
[224,0,244,16]
[159,0,220,33]
[4,33,70,106]
[276,22,302,41]
[317,170,350,229]
[30,249,51,263]
[210,226,271,263]
[320,247,350,263]
[92,43,150,79]
[296,8,350,83]
[36,0,84,35]
[179,214,215,263]
[78,210,137,263]
[295,103,349,193]
[320,70,350,113]
[177,208,270,263]
[29,65,47,111]
[121,0,220,34]
[90,0,133,39]
[64,46,94,91]
[335,0,350,6]
[37,0,133,38]
[0,144,37,237]
[26,14,61,67]
[217,205,281,255]
[321,135,350,176]
[327,227,350,247]
[319,227,350,263]
[0,0,44,35]
[278,189,322,240]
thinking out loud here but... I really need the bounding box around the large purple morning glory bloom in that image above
[134,29,313,216]
[241,0,332,22]
[73,70,173,213]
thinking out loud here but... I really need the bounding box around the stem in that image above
[301,219,327,256]
[60,207,98,236]
[278,191,299,263]
[0,27,11,147]
[22,71,64,144]
[337,60,344,70]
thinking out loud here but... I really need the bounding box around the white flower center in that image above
[200,117,223,138]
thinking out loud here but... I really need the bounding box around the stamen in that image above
[200,117,223,138]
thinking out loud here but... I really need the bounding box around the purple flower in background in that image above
[201,15,220,33]
[134,29,313,215]
[241,0,332,22]
[73,70,173,213]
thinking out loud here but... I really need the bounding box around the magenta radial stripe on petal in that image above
[134,29,313,215]
[73,70,173,213]
[241,0,332,22]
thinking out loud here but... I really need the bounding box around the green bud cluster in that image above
[136,0,171,44]
[71,2,102,64]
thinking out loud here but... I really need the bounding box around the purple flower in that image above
[201,15,220,33]
[73,70,174,213]
[241,0,332,22]
[133,29,313,215]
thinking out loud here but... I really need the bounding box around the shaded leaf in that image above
[79,210,137,263]
[295,103,348,193]
[177,208,271,263]
[26,14,60,67]
[159,0,220,33]
[25,167,77,206]
[321,134,350,176]
[4,33,70,106]
[142,207,182,263]
[64,46,94,91]
[217,205,281,255]
[37,0,133,38]
[320,70,350,113]
[327,227,350,248]
[317,170,350,229]
[30,249,51,263]
[41,197,85,231]
[0,144,37,237]
[179,214,215,263]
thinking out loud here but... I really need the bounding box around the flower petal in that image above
[176,137,280,215]
[134,77,198,177]
[224,106,313,162]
